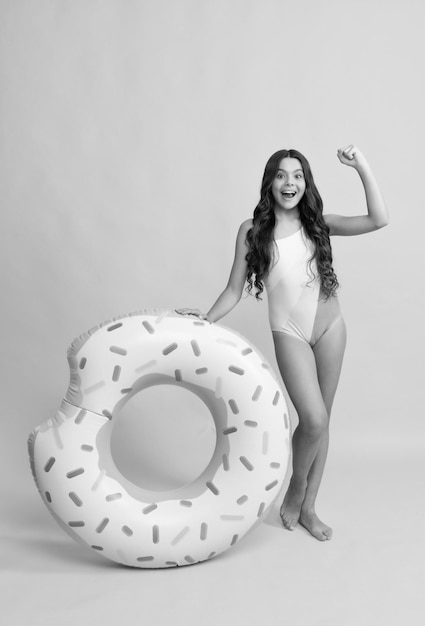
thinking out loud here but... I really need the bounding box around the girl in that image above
[177,145,388,541]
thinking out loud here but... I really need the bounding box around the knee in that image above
[299,408,329,440]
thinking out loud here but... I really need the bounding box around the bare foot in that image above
[279,482,306,531]
[299,509,333,541]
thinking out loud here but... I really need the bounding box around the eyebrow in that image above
[277,168,304,174]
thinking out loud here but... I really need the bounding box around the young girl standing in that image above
[177,145,388,541]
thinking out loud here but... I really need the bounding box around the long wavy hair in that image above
[245,149,339,300]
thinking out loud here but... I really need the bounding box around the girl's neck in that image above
[274,206,301,225]
[273,207,302,239]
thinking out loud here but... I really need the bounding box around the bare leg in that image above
[272,332,329,532]
[299,317,347,540]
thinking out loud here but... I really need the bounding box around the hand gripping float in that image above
[28,309,290,568]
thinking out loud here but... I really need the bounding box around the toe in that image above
[307,527,327,541]
[280,513,296,530]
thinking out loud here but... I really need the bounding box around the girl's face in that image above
[271,157,306,211]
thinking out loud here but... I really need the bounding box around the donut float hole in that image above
[110,384,217,492]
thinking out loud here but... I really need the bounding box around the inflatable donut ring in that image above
[28,309,290,568]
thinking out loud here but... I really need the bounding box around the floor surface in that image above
[2,448,424,626]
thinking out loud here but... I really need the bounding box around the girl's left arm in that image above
[324,145,389,236]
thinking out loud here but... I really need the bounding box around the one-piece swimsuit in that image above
[264,228,343,346]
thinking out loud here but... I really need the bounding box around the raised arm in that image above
[176,219,252,323]
[324,145,389,236]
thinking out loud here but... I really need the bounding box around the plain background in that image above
[1,1,424,624]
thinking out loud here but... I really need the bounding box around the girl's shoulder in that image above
[239,218,253,234]
[234,219,253,248]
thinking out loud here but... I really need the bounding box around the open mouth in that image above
[281,191,297,199]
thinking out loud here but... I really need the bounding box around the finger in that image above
[175,308,198,316]
[343,145,356,159]
[191,311,208,320]
[337,148,349,159]
[337,150,354,165]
